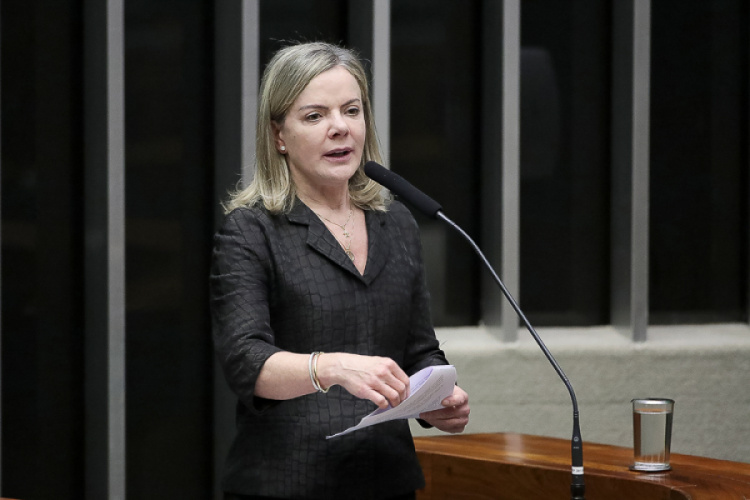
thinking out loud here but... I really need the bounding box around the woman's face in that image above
[274,66,366,193]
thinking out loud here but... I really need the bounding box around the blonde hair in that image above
[224,42,389,214]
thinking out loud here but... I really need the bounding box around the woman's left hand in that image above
[419,385,470,434]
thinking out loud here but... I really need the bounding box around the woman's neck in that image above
[296,185,351,215]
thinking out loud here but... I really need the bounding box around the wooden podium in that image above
[414,433,750,499]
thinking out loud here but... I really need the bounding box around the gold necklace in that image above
[315,207,355,262]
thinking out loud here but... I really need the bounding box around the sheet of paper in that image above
[327,364,456,439]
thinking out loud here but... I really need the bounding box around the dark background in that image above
[1,0,747,498]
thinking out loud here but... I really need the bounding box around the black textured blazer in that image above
[210,199,448,499]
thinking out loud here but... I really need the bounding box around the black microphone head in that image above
[364,161,443,218]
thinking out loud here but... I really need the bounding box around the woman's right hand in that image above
[316,353,410,409]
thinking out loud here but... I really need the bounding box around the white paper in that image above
[327,364,456,438]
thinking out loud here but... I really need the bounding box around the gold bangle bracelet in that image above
[312,351,329,393]
[308,352,318,392]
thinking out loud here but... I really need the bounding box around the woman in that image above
[211,41,469,500]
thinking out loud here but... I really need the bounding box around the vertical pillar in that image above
[501,0,521,342]
[213,1,259,498]
[611,0,651,341]
[481,0,521,342]
[215,0,258,201]
[372,0,390,164]
[84,0,126,498]
[348,0,388,163]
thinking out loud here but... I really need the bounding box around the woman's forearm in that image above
[254,351,317,400]
[254,351,410,409]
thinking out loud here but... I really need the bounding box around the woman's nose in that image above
[328,112,349,137]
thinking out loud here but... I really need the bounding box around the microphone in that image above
[363,162,443,217]
[364,161,586,500]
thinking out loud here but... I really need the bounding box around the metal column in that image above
[83,0,126,497]
[611,0,651,341]
[213,2,259,498]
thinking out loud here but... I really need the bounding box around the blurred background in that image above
[1,0,748,499]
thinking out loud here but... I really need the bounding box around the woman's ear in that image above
[271,121,286,154]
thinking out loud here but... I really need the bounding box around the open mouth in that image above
[325,148,352,158]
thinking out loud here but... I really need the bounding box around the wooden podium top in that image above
[414,433,750,499]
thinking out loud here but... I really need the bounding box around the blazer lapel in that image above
[287,201,363,280]
[361,210,390,285]
[286,200,391,285]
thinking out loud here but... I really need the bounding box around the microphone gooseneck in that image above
[364,161,585,500]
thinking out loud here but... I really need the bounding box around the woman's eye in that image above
[346,107,360,116]
[305,112,322,122]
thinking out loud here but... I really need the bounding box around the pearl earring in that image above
[280,146,286,152]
